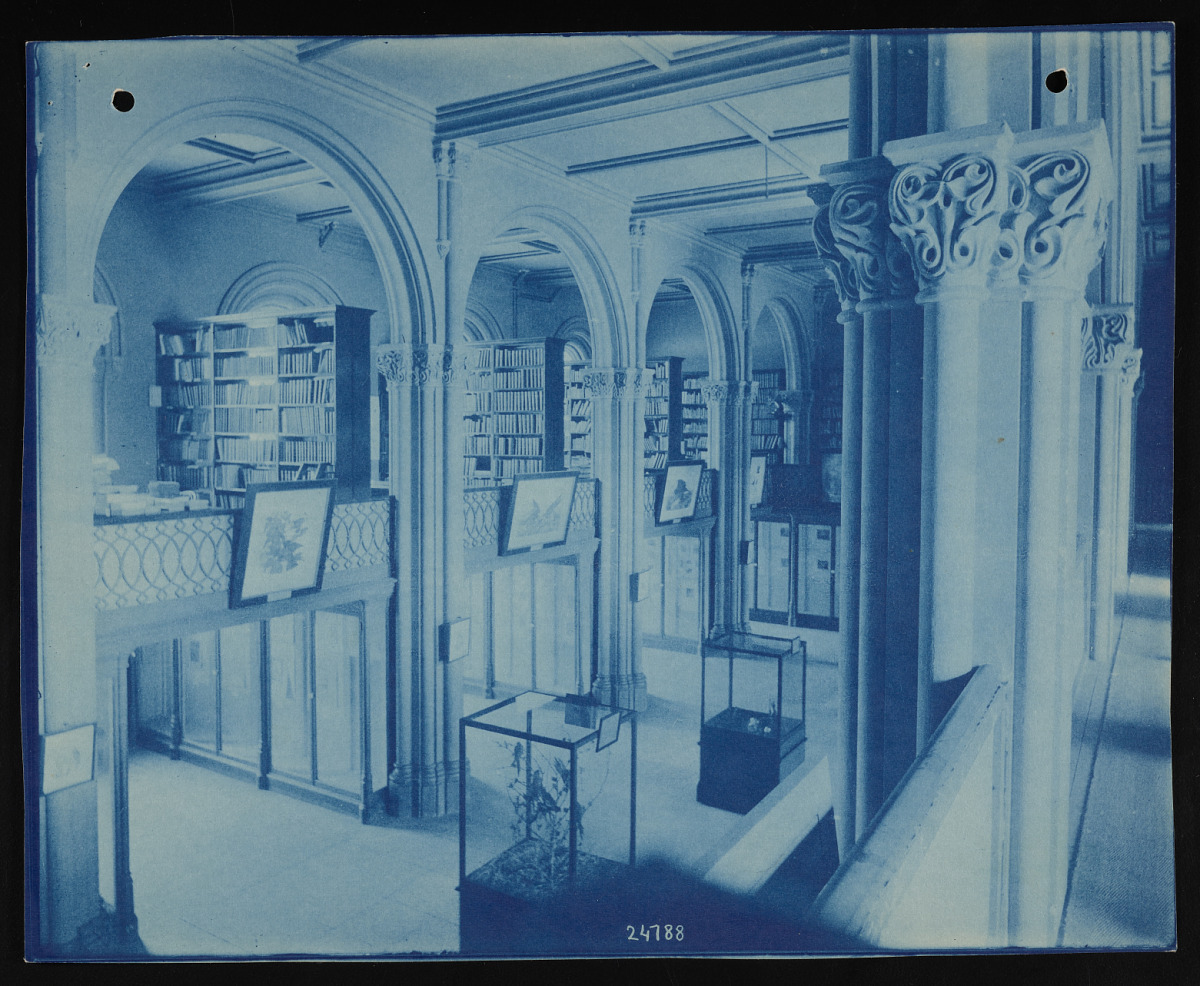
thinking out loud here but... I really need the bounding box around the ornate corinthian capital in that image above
[1081,305,1135,371]
[1120,348,1143,393]
[36,296,117,366]
[583,367,651,401]
[701,380,754,408]
[827,179,915,307]
[375,343,457,387]
[1016,149,1109,291]
[812,203,860,317]
[889,154,1005,296]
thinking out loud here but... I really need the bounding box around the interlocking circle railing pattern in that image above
[325,500,391,571]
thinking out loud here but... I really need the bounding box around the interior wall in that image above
[646,295,708,373]
[751,309,787,374]
[94,183,391,490]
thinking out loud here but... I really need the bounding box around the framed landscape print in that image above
[500,471,579,554]
[229,480,336,608]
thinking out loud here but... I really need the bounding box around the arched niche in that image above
[218,262,344,315]
[643,263,738,382]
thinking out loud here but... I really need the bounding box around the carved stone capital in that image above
[375,342,457,388]
[36,296,117,367]
[812,204,861,319]
[433,140,468,181]
[582,366,652,401]
[1119,347,1143,393]
[827,177,916,308]
[701,379,754,408]
[1016,148,1110,293]
[889,153,1006,297]
[1082,305,1135,372]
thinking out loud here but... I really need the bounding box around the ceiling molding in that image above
[483,144,634,213]
[620,36,673,71]
[743,242,819,268]
[708,101,820,178]
[705,216,815,238]
[295,37,368,64]
[144,153,325,206]
[631,174,819,218]
[296,205,354,224]
[435,38,850,145]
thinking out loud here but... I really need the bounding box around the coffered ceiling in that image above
[130,34,852,283]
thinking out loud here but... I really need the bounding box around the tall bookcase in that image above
[155,305,373,509]
[563,359,592,478]
[814,364,843,455]
[682,372,709,464]
[751,368,786,465]
[462,337,566,488]
[644,357,683,471]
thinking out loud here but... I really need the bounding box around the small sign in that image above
[440,618,471,663]
[41,724,96,796]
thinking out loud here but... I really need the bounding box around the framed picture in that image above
[500,471,579,555]
[656,460,704,524]
[596,710,622,752]
[230,480,336,608]
[440,618,471,663]
[748,452,769,507]
[41,724,95,795]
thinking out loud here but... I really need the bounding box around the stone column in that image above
[1009,124,1113,947]
[774,389,812,466]
[1081,305,1134,665]
[738,262,758,629]
[1113,348,1142,592]
[376,342,466,816]
[823,159,922,834]
[886,124,1014,747]
[811,190,862,855]
[589,367,652,710]
[35,295,118,950]
[703,378,755,636]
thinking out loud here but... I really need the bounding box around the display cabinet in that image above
[698,632,807,814]
[750,496,839,631]
[459,690,637,952]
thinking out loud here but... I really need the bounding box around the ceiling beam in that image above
[619,36,673,70]
[435,38,849,145]
[295,38,368,63]
[631,174,819,218]
[708,101,822,178]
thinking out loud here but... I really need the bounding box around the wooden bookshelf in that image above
[751,368,786,465]
[563,360,592,478]
[155,305,374,509]
[681,371,709,464]
[644,357,683,471]
[462,337,566,488]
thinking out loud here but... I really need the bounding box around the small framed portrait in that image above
[748,452,769,507]
[656,460,704,524]
[230,480,336,608]
[500,471,579,554]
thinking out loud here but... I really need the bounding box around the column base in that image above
[53,901,146,958]
[387,762,418,816]
[593,673,647,711]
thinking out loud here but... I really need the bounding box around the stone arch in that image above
[77,97,434,347]
[218,262,344,315]
[553,314,593,361]
[644,262,739,381]
[757,295,814,396]
[463,300,505,342]
[457,206,627,368]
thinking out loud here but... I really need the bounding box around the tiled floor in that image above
[127,629,841,958]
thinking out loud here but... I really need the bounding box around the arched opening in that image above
[88,127,425,953]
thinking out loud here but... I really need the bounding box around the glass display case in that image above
[458,691,637,953]
[698,632,807,813]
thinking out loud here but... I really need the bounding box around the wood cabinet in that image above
[155,305,374,509]
[750,504,839,631]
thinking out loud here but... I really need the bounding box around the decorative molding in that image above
[36,296,117,366]
[217,262,343,315]
[1081,305,1135,371]
[1120,348,1143,393]
[375,343,460,388]
[811,201,861,317]
[827,178,916,307]
[324,500,391,571]
[582,366,652,401]
[700,379,755,407]
[889,154,1004,295]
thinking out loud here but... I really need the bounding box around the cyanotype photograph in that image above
[23,28,1176,961]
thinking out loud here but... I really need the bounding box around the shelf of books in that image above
[644,356,683,471]
[462,337,566,488]
[682,371,710,464]
[564,360,593,478]
[814,364,843,455]
[155,305,373,509]
[751,368,786,465]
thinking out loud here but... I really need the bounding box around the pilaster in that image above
[587,366,652,711]
[1114,346,1142,590]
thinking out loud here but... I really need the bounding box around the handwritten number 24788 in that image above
[627,924,683,942]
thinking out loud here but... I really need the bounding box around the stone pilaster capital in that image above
[1081,304,1135,372]
[700,379,754,408]
[36,295,117,366]
[1119,347,1143,394]
[433,140,471,181]
[812,202,861,320]
[629,219,647,242]
[582,366,652,401]
[741,260,757,285]
[818,161,917,310]
[375,342,459,388]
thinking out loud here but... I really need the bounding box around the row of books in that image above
[646,452,670,470]
[164,383,211,408]
[214,354,276,377]
[280,406,335,434]
[162,409,211,434]
[491,390,544,413]
[161,438,210,461]
[752,419,783,435]
[215,382,276,404]
[752,436,784,450]
[159,331,210,355]
[495,413,544,433]
[216,437,278,463]
[465,435,491,456]
[472,346,546,369]
[214,464,276,488]
[645,418,671,435]
[164,360,212,382]
[494,436,544,457]
[568,399,591,417]
[645,398,671,417]
[280,438,335,463]
[491,367,546,389]
[683,422,707,434]
[158,464,212,488]
[279,346,333,375]
[213,321,317,349]
[280,377,334,404]
[215,407,276,432]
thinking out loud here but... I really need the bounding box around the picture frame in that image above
[656,460,704,524]
[229,479,336,608]
[748,452,769,507]
[440,618,472,663]
[596,710,622,752]
[500,471,579,555]
[41,724,95,796]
